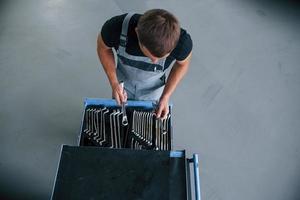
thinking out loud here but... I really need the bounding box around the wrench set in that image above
[130,110,171,150]
[80,105,172,150]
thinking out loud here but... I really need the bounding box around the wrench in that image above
[149,112,153,146]
[120,82,128,126]
[155,119,159,150]
[83,109,90,135]
[109,110,115,148]
[92,109,101,143]
[116,110,122,148]
[93,108,102,141]
[98,108,109,145]
[113,110,120,148]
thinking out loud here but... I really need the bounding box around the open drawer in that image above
[51,145,201,200]
[51,98,201,200]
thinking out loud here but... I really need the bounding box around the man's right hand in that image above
[112,82,127,105]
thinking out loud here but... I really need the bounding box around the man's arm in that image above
[97,34,126,105]
[156,52,192,118]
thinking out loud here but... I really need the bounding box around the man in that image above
[97,9,192,119]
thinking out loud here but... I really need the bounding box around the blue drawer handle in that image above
[189,154,201,200]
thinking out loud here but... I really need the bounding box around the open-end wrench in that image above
[83,109,90,135]
[119,82,128,126]
[131,110,138,138]
[131,111,140,140]
[162,117,167,150]
[90,109,97,136]
[92,109,101,142]
[145,112,150,144]
[149,112,153,146]
[109,110,115,148]
[140,112,145,141]
[87,109,95,136]
[93,108,102,141]
[166,114,170,150]
[98,108,108,145]
[145,112,152,145]
[113,110,120,148]
[160,119,163,150]
[163,117,166,150]
[116,110,122,148]
[160,118,167,135]
[156,118,160,150]
[84,109,92,136]
[136,111,141,139]
[93,109,99,136]
[141,112,146,142]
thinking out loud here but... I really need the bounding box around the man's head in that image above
[136,9,180,63]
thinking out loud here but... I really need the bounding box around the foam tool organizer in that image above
[78,98,173,150]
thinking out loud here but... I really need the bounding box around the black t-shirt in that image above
[101,13,193,69]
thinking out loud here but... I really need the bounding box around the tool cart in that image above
[51,98,201,200]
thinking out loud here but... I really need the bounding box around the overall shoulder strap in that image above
[119,13,135,47]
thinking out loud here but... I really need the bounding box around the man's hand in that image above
[155,97,169,119]
[112,82,127,105]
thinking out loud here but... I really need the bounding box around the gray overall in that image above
[116,13,167,101]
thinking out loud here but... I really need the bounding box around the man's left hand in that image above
[155,97,169,119]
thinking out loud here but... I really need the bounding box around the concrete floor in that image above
[0,0,300,199]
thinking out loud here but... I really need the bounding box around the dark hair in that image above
[136,9,180,57]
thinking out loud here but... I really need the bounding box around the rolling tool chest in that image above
[51,98,201,200]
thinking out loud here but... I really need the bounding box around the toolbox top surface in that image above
[51,145,187,200]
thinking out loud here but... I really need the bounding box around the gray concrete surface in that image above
[0,0,299,199]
